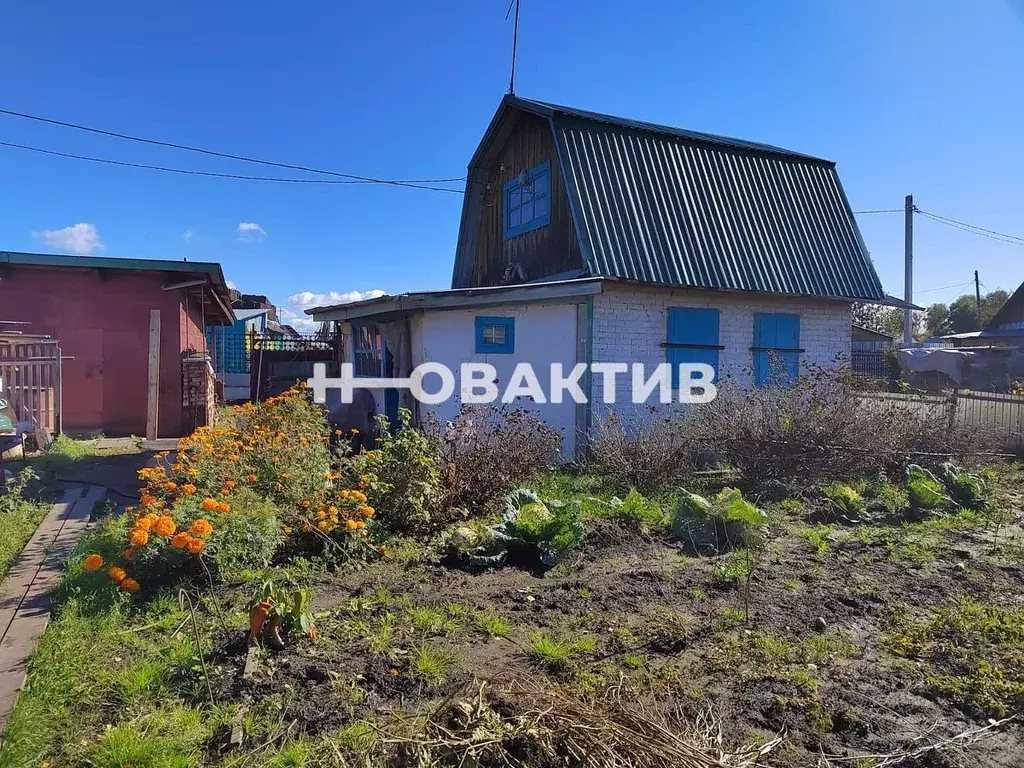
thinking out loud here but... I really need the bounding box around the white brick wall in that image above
[590,283,851,425]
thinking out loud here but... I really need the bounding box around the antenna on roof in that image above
[506,0,521,94]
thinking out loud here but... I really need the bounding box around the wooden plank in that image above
[146,309,161,441]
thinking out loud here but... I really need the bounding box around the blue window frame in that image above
[753,313,801,387]
[475,316,515,354]
[503,161,551,239]
[666,307,721,389]
[352,324,383,377]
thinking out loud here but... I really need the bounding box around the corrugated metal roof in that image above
[547,111,885,300]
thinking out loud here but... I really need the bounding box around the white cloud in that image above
[287,289,387,310]
[33,222,104,255]
[280,289,387,334]
[182,228,198,242]
[236,221,267,243]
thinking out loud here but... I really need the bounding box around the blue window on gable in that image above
[666,307,721,389]
[503,161,551,240]
[475,316,515,354]
[753,313,801,388]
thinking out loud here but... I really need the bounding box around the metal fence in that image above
[860,390,1024,449]
[851,350,889,379]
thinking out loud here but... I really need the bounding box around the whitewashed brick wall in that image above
[590,283,852,426]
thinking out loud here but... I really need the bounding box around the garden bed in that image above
[2,381,1023,767]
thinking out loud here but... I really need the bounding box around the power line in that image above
[0,140,468,188]
[0,107,466,192]
[852,208,902,214]
[914,280,975,295]
[915,209,1024,246]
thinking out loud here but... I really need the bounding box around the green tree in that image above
[851,303,907,338]
[948,295,979,333]
[924,303,951,337]
[980,289,1010,326]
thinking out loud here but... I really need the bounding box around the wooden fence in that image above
[0,341,62,434]
[860,390,1024,449]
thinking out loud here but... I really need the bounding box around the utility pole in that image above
[974,269,982,327]
[507,0,521,95]
[904,194,914,344]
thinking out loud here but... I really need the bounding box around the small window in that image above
[353,324,383,377]
[475,316,515,354]
[503,161,551,239]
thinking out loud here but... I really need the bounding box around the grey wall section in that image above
[553,117,886,301]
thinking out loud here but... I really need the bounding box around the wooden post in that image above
[146,310,161,440]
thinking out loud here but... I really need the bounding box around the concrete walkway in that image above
[0,485,104,737]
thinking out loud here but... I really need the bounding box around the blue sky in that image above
[2,1,1023,329]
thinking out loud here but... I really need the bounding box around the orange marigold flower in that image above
[190,519,213,536]
[228,454,240,462]
[339,490,351,500]
[83,553,104,572]
[163,481,178,491]
[350,428,360,435]
[224,480,236,489]
[345,519,359,531]
[360,506,374,517]
[120,578,141,594]
[201,498,219,512]
[154,516,176,537]
[108,566,127,584]
[181,483,197,495]
[272,456,280,463]
[351,491,367,503]
[217,502,231,514]
[124,548,136,562]
[140,494,158,507]
[301,500,311,509]
[171,532,191,550]
[334,429,343,436]
[317,520,332,532]
[186,538,206,555]
[130,529,150,547]
[246,474,258,483]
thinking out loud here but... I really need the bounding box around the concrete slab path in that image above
[0,484,104,738]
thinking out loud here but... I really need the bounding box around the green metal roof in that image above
[456,96,887,301]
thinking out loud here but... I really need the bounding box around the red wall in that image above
[0,266,208,437]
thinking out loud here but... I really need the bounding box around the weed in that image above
[410,645,450,686]
[649,608,695,651]
[688,586,708,601]
[604,489,666,532]
[771,498,807,520]
[364,612,395,655]
[711,550,751,587]
[716,607,746,631]
[884,598,1024,717]
[783,579,800,592]
[526,631,594,670]
[267,737,314,768]
[794,524,834,557]
[623,652,646,669]
[576,585,594,599]
[408,606,460,636]
[475,611,512,638]
[47,433,96,460]
[335,720,375,751]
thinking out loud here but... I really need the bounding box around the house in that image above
[852,325,895,345]
[0,251,234,437]
[942,281,1024,348]
[308,95,904,457]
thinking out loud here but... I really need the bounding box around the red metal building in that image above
[0,252,234,437]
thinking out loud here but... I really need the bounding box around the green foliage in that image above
[407,605,460,636]
[475,611,512,638]
[352,408,442,533]
[0,472,47,579]
[47,433,95,460]
[206,490,284,578]
[670,487,765,554]
[0,466,37,515]
[884,598,1024,717]
[870,480,910,515]
[907,464,949,512]
[821,483,866,520]
[526,631,595,670]
[605,489,666,532]
[940,462,988,510]
[462,489,584,570]
[410,645,450,686]
[248,580,316,647]
[794,524,834,557]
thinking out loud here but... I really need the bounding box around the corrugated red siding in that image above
[0,266,208,436]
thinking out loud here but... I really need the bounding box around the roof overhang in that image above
[307,277,605,323]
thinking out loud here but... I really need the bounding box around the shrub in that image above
[590,411,703,493]
[906,465,949,513]
[603,489,666,532]
[940,462,988,510]
[350,408,442,533]
[429,405,562,519]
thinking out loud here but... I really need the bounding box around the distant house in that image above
[852,325,895,344]
[308,95,906,457]
[943,281,1024,348]
[0,251,233,437]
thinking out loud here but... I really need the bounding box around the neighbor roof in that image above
[986,280,1024,331]
[453,95,887,303]
[0,251,235,323]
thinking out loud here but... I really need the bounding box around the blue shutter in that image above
[666,308,720,389]
[754,313,800,387]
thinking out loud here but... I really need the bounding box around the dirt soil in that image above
[209,517,1024,767]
